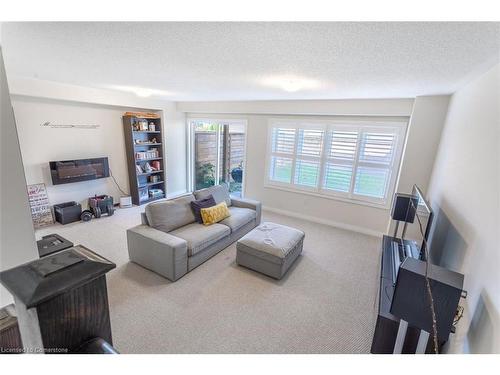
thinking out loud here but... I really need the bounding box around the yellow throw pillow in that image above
[200,201,231,226]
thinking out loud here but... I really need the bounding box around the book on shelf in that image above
[149,188,164,198]
[124,111,160,119]
[135,149,159,160]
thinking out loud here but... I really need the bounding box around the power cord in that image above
[109,168,129,196]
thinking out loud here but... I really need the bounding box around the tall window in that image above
[189,119,247,197]
[266,119,406,206]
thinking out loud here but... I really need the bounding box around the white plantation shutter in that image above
[324,164,353,192]
[270,156,293,183]
[353,166,390,198]
[297,129,323,157]
[323,130,358,194]
[267,120,405,205]
[353,131,398,199]
[269,127,296,183]
[272,127,296,154]
[358,132,396,165]
[294,129,324,187]
[328,130,358,160]
[295,159,321,187]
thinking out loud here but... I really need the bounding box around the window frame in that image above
[264,118,407,209]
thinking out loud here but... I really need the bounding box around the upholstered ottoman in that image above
[236,222,305,279]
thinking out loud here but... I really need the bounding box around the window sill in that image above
[263,183,391,211]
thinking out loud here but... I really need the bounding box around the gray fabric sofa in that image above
[127,184,261,281]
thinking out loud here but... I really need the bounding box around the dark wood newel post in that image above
[0,245,117,354]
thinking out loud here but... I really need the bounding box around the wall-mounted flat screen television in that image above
[49,157,109,185]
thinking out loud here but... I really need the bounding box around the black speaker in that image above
[390,257,464,341]
[391,193,419,223]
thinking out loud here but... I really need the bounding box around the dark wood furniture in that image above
[0,245,117,354]
[37,233,74,258]
[371,235,445,353]
[0,304,22,353]
[123,115,166,205]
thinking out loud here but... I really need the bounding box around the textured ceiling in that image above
[2,22,500,100]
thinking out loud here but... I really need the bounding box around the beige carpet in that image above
[36,206,382,353]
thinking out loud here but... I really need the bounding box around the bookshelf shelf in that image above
[135,157,163,163]
[134,143,162,147]
[138,181,165,188]
[139,194,165,204]
[137,170,164,176]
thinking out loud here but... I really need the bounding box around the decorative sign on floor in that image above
[27,183,54,228]
[40,121,100,129]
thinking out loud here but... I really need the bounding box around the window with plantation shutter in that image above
[266,119,406,207]
[353,131,397,199]
[294,128,324,187]
[323,130,358,193]
[269,127,296,184]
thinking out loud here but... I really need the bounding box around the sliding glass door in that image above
[189,119,246,197]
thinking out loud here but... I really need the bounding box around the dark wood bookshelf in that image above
[123,115,166,205]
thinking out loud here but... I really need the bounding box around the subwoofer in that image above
[391,257,464,342]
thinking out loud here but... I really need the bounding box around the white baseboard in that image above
[262,206,383,238]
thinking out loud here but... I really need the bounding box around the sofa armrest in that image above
[231,197,262,225]
[126,225,188,281]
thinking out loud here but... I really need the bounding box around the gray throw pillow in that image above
[194,183,231,207]
[190,195,216,224]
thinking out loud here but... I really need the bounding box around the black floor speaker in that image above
[391,193,419,222]
[390,257,464,341]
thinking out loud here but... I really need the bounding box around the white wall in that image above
[426,64,500,353]
[162,101,187,197]
[7,78,188,206]
[397,96,450,194]
[0,48,38,307]
[387,95,450,236]
[181,97,448,236]
[11,96,152,205]
[178,98,414,117]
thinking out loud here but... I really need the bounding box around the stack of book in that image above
[135,149,159,160]
[124,111,160,119]
[149,189,164,198]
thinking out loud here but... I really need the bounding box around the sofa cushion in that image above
[190,195,216,224]
[220,207,256,232]
[170,222,230,256]
[145,194,196,233]
[194,183,231,207]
